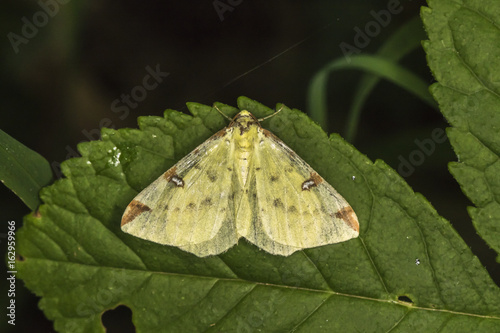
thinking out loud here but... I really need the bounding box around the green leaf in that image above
[422,0,500,260]
[16,96,500,332]
[0,129,53,210]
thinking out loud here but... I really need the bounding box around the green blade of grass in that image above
[345,15,432,141]
[0,129,53,210]
[307,54,436,132]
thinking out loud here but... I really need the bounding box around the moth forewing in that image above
[238,126,359,256]
[121,108,359,257]
[121,125,240,256]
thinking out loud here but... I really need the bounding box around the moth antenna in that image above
[213,104,232,121]
[258,104,285,122]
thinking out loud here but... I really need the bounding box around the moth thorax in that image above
[234,126,257,149]
[233,131,256,186]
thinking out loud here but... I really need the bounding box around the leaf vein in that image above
[288,295,331,332]
[204,284,258,332]
[385,309,410,333]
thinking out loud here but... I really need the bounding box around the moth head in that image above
[230,110,260,131]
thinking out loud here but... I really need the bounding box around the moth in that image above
[121,106,359,257]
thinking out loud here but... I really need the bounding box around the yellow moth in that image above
[121,106,359,257]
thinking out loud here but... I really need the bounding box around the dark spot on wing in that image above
[301,172,323,191]
[270,175,279,182]
[164,168,185,187]
[256,167,261,171]
[201,198,213,206]
[288,206,298,213]
[207,170,218,182]
[302,179,315,190]
[121,200,151,226]
[186,202,196,210]
[171,175,185,187]
[227,167,233,171]
[273,198,284,208]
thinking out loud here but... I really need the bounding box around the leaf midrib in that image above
[23,257,500,320]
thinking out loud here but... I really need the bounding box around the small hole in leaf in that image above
[398,295,413,304]
[102,305,135,333]
[16,254,25,261]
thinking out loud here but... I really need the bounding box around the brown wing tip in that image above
[121,200,151,227]
[335,206,359,233]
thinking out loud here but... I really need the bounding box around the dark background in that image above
[1,0,498,332]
